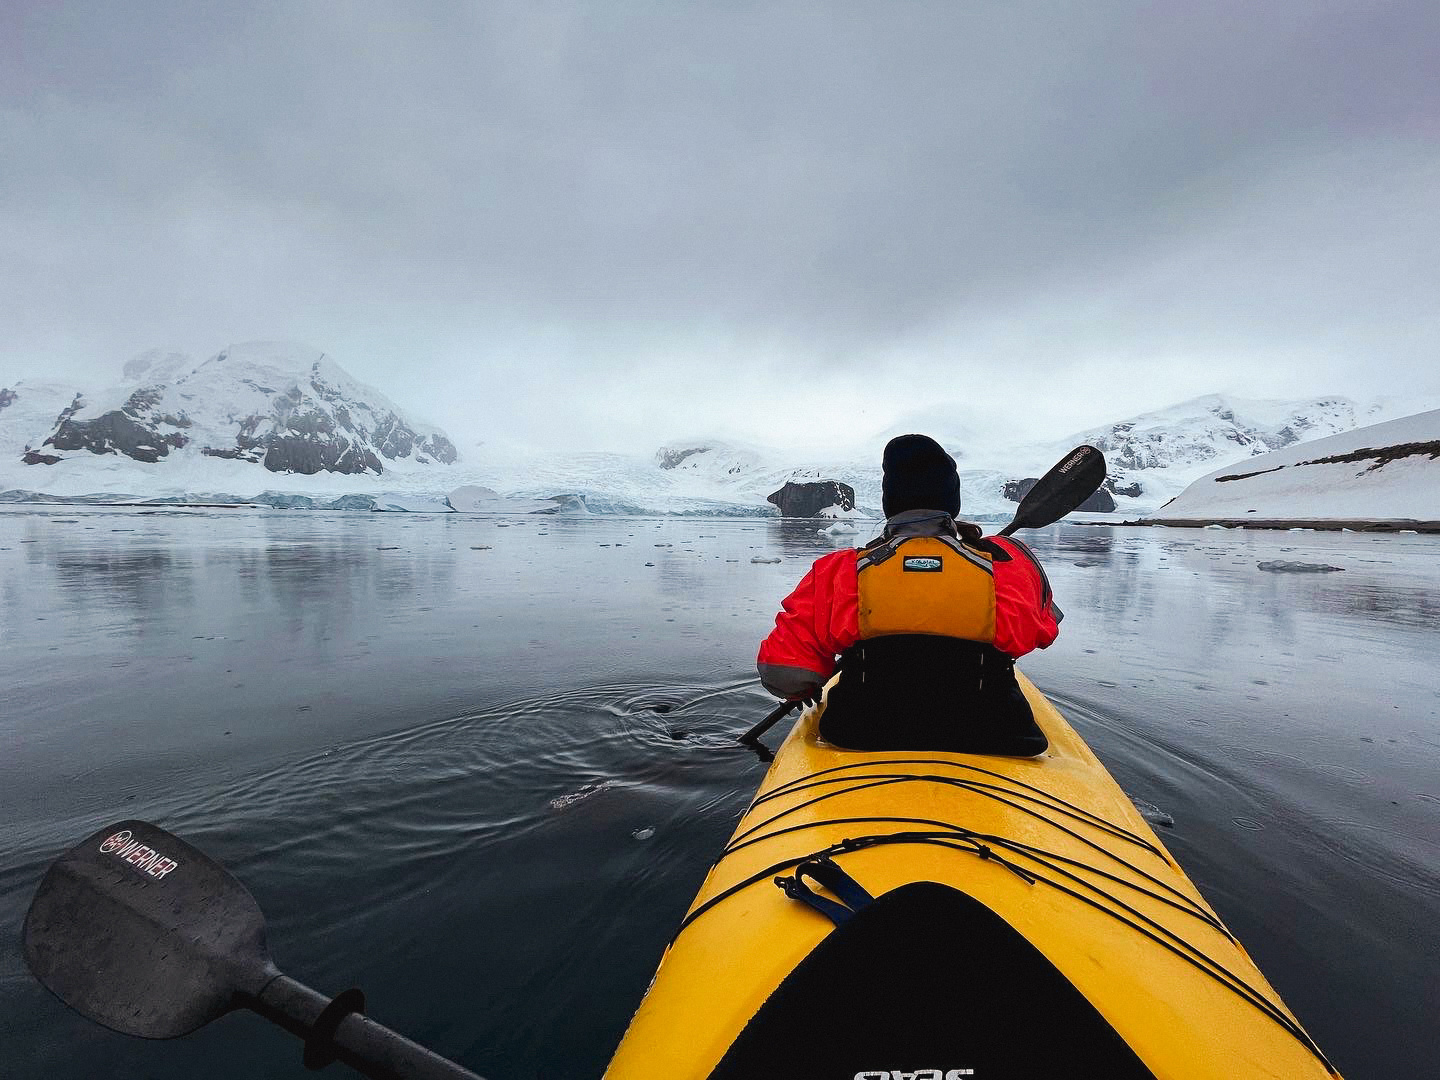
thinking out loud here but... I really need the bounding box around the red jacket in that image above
[756,526,1059,700]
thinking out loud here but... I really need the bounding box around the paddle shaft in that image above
[247,976,482,1080]
[738,699,800,745]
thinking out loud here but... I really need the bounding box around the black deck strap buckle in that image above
[773,873,856,927]
[302,987,366,1071]
[797,855,875,913]
[775,855,878,927]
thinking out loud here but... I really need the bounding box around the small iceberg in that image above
[1257,561,1345,573]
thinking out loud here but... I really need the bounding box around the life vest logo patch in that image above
[902,556,943,572]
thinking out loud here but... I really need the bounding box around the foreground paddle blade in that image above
[23,820,275,1038]
[1006,444,1107,533]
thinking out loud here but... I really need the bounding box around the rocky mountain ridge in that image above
[2,342,455,481]
[3,377,1432,516]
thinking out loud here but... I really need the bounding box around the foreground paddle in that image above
[999,443,1107,536]
[24,820,482,1080]
[738,444,1106,749]
[737,698,801,756]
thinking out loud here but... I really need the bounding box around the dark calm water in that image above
[1,508,1436,1079]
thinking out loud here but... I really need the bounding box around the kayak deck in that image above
[605,674,1337,1080]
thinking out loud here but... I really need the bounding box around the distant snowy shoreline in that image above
[1142,408,1440,528]
[8,343,1439,520]
[1116,517,1438,534]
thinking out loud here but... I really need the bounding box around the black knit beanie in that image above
[881,434,961,518]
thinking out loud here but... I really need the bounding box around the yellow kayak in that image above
[606,674,1338,1080]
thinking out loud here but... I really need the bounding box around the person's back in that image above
[756,435,1061,755]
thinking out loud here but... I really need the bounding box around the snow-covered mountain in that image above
[1146,409,1440,523]
[588,395,1433,518]
[4,365,1434,520]
[1,342,455,497]
[1021,394,1433,513]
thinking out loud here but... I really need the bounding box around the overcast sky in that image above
[3,1,1437,453]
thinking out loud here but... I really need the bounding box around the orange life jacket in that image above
[855,533,997,644]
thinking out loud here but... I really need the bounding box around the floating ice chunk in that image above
[549,779,618,809]
[751,556,782,564]
[818,520,859,537]
[446,484,501,512]
[632,826,656,840]
[1131,798,1175,829]
[1256,560,1345,573]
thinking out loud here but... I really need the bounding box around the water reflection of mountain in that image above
[40,548,195,614]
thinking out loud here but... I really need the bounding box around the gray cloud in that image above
[3,0,1437,452]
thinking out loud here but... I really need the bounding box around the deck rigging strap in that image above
[773,855,876,926]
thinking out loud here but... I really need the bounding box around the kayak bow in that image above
[607,675,1337,1079]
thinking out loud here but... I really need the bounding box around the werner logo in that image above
[98,830,180,880]
[853,1071,974,1079]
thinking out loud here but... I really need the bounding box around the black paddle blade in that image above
[1004,444,1107,534]
[23,820,276,1039]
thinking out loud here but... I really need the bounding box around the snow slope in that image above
[1024,394,1432,512]
[1147,409,1440,522]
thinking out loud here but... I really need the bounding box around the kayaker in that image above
[756,433,1061,754]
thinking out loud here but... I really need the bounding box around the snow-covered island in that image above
[1144,409,1440,530]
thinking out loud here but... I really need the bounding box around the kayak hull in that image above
[605,675,1336,1080]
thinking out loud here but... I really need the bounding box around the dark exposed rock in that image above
[1079,487,1117,513]
[421,433,457,464]
[207,409,447,475]
[374,414,416,459]
[0,388,16,410]
[261,436,384,475]
[284,409,337,437]
[657,447,707,470]
[1002,477,1037,503]
[767,480,856,518]
[44,400,190,462]
[23,451,62,465]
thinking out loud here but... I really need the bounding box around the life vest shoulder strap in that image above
[855,535,903,572]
